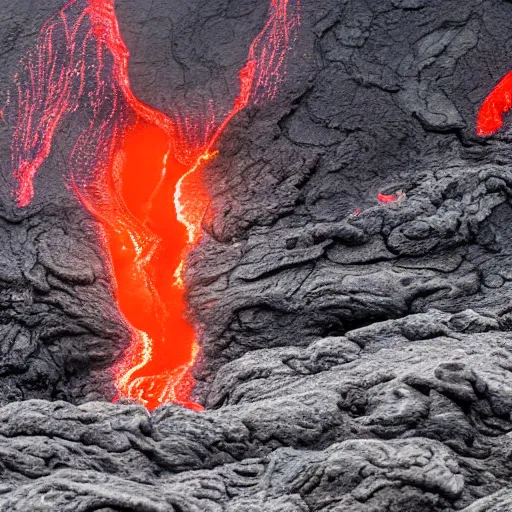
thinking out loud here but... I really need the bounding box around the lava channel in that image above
[477,70,512,136]
[9,0,300,410]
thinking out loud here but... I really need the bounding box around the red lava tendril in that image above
[9,0,300,410]
[476,70,512,136]
[377,192,398,203]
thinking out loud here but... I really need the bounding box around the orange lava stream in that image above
[377,192,399,203]
[477,71,512,136]
[9,0,299,410]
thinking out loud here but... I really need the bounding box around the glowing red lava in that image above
[9,0,300,410]
[477,70,512,136]
[377,192,399,203]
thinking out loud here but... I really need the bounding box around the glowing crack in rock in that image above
[477,70,512,136]
[9,0,300,410]
[377,192,403,203]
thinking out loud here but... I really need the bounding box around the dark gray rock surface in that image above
[1,0,512,510]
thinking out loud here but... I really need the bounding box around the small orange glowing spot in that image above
[377,192,397,203]
[377,191,404,204]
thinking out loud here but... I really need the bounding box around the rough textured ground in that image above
[1,0,512,510]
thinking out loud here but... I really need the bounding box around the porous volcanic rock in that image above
[1,0,512,511]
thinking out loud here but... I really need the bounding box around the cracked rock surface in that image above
[2,0,512,510]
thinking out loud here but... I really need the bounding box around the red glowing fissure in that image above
[10,0,299,410]
[477,70,512,136]
[377,192,398,203]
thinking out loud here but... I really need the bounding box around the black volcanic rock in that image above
[0,202,129,405]
[1,0,512,510]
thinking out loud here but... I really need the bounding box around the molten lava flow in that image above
[9,0,300,410]
[477,71,512,136]
[95,121,201,410]
[377,192,399,203]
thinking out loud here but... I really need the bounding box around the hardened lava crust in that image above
[1,0,512,510]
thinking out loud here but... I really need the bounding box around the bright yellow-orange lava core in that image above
[103,122,200,410]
